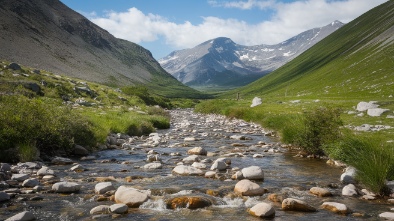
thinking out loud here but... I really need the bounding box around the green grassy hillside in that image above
[227,1,393,100]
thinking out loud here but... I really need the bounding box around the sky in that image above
[60,0,388,59]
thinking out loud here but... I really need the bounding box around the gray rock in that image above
[172,165,204,176]
[114,186,149,208]
[182,155,200,164]
[11,174,30,182]
[22,178,40,187]
[90,205,110,215]
[249,202,275,218]
[187,147,207,155]
[0,163,11,172]
[321,202,349,214]
[8,63,21,70]
[379,212,394,220]
[342,184,358,196]
[52,181,81,193]
[143,162,163,169]
[73,145,89,156]
[241,166,264,180]
[23,83,41,94]
[5,211,35,221]
[95,182,115,194]
[234,179,266,196]
[191,162,206,169]
[282,198,317,212]
[0,191,10,202]
[250,97,262,107]
[110,203,128,214]
[210,161,227,171]
[356,101,378,112]
[51,157,74,165]
[367,108,389,117]
[340,167,356,184]
[36,166,55,176]
[204,171,216,178]
[70,164,85,172]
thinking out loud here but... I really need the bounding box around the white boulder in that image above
[52,181,81,193]
[356,101,378,112]
[114,186,149,208]
[172,165,204,176]
[95,182,115,194]
[241,166,264,180]
[234,179,265,196]
[251,97,262,107]
[249,202,275,218]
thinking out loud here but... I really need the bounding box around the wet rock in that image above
[110,203,128,214]
[95,182,115,194]
[182,155,200,164]
[51,157,74,165]
[166,196,212,209]
[187,147,207,156]
[5,211,35,221]
[340,167,356,184]
[309,187,332,197]
[52,181,81,193]
[234,179,266,196]
[172,165,204,176]
[268,193,284,203]
[210,161,227,171]
[143,162,163,169]
[231,171,244,180]
[321,202,350,214]
[205,171,216,178]
[73,145,89,156]
[11,174,30,182]
[342,184,358,196]
[114,186,149,208]
[22,178,40,187]
[253,154,264,158]
[282,198,317,212]
[249,202,275,218]
[70,164,85,172]
[146,154,161,162]
[230,135,246,140]
[191,162,206,169]
[37,166,55,176]
[90,205,110,215]
[379,212,394,220]
[0,191,10,202]
[241,166,264,180]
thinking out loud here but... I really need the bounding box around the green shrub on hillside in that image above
[296,106,343,155]
[0,96,96,162]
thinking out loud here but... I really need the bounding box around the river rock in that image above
[282,198,317,212]
[340,167,356,184]
[166,196,212,209]
[184,137,196,142]
[73,145,89,156]
[11,174,30,182]
[22,178,39,187]
[110,203,128,214]
[51,157,74,165]
[182,155,200,164]
[321,202,350,214]
[249,202,275,218]
[230,135,246,140]
[379,212,394,220]
[70,164,85,172]
[0,163,11,172]
[187,147,207,155]
[95,182,115,194]
[253,154,264,158]
[342,184,358,196]
[5,211,35,221]
[172,165,204,176]
[0,191,10,202]
[231,171,244,180]
[36,166,55,176]
[310,187,332,197]
[234,179,266,196]
[210,161,227,171]
[114,186,149,208]
[191,162,206,169]
[146,154,161,162]
[90,205,110,215]
[241,166,264,180]
[205,171,216,178]
[143,162,163,169]
[52,181,81,193]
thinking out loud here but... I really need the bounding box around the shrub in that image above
[327,134,394,195]
[296,105,343,155]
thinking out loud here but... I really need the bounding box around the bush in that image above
[0,96,96,162]
[296,105,343,155]
[326,134,394,195]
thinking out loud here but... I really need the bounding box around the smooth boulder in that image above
[90,205,110,215]
[310,187,332,197]
[282,198,317,212]
[114,186,149,208]
[5,211,35,221]
[321,202,350,214]
[95,182,115,194]
[249,202,275,218]
[187,147,207,156]
[110,203,128,214]
[342,184,358,196]
[52,181,81,193]
[241,166,264,180]
[234,179,266,196]
[172,165,204,176]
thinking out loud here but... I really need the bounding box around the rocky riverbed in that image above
[0,109,393,221]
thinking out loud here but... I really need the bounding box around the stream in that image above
[0,109,392,220]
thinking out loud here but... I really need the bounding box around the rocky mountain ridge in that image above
[159,21,344,88]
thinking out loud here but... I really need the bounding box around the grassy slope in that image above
[226,1,394,101]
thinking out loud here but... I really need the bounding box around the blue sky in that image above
[60,0,387,59]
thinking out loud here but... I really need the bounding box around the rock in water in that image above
[95,182,115,194]
[241,166,264,180]
[52,182,81,193]
[5,211,35,221]
[110,204,128,214]
[321,202,350,214]
[172,165,204,176]
[114,186,149,208]
[234,179,266,196]
[309,187,332,197]
[249,202,275,218]
[166,196,212,209]
[282,198,317,212]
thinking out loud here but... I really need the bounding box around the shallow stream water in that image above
[0,109,391,220]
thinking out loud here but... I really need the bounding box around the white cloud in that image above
[208,0,275,10]
[90,0,388,55]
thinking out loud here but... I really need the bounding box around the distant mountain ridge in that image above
[159,21,344,88]
[0,0,201,97]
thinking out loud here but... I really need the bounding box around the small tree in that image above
[297,105,343,155]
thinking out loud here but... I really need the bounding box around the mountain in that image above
[227,1,393,99]
[0,0,202,98]
[159,21,343,88]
